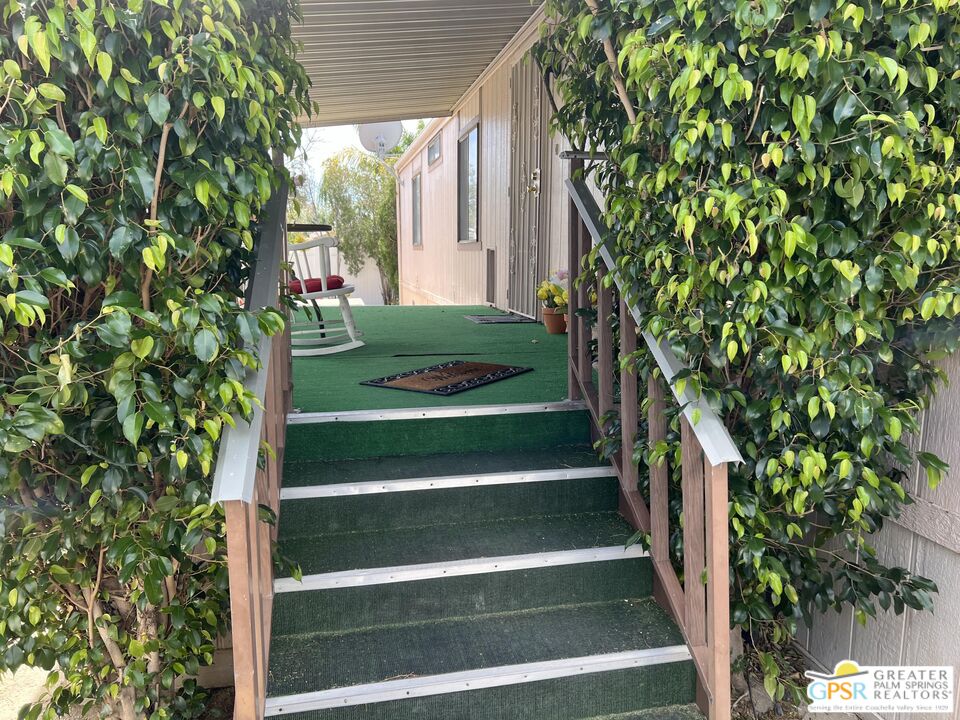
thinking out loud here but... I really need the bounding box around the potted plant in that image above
[537,271,569,334]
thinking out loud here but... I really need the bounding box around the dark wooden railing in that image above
[211,182,292,720]
[565,158,740,720]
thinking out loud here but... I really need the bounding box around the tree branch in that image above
[584,0,637,124]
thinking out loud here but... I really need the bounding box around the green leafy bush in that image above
[536,0,959,694]
[0,0,308,716]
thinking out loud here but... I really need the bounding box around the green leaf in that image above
[43,152,68,186]
[45,128,75,159]
[113,76,131,102]
[833,92,858,124]
[78,28,97,65]
[148,93,171,125]
[131,336,154,359]
[194,179,209,207]
[15,290,50,309]
[122,413,144,445]
[853,397,874,427]
[38,83,66,101]
[129,166,155,204]
[92,116,108,144]
[810,0,831,21]
[192,329,219,362]
[96,51,113,83]
[234,200,250,228]
[834,310,854,335]
[65,184,88,203]
[32,31,50,74]
[878,56,899,82]
[211,95,226,121]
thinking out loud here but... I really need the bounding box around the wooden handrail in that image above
[565,159,734,720]
[211,181,292,720]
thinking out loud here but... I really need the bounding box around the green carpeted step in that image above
[282,445,601,487]
[278,473,618,537]
[272,555,653,636]
[284,409,593,462]
[267,597,685,697]
[268,665,697,720]
[278,511,636,576]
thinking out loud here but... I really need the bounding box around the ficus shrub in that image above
[536,0,959,695]
[0,0,309,717]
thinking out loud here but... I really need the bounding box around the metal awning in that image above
[294,0,541,127]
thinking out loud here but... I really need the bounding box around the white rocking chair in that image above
[287,230,364,356]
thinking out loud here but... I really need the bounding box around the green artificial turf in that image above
[267,597,686,696]
[272,663,703,720]
[279,474,618,537]
[276,511,636,576]
[283,409,593,462]
[290,305,569,413]
[281,445,602,487]
[272,557,653,637]
[272,666,697,720]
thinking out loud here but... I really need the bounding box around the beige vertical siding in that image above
[396,22,570,310]
[803,353,960,720]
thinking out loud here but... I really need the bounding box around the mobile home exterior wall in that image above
[395,11,571,311]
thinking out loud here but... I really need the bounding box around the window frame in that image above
[411,172,422,249]
[457,119,480,245]
[426,132,442,167]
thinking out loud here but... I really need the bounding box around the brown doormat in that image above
[360,360,533,396]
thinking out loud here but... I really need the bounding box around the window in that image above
[457,123,479,243]
[427,133,441,166]
[411,173,422,247]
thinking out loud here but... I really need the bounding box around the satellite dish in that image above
[357,122,404,160]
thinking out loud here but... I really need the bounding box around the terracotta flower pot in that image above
[542,307,567,334]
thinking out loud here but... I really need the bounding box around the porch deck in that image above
[290,305,568,413]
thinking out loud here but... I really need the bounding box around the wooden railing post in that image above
[705,460,731,720]
[224,500,260,720]
[618,303,650,530]
[619,301,638,493]
[681,418,707,649]
[567,158,584,401]
[576,220,591,390]
[647,377,668,562]
[596,268,614,421]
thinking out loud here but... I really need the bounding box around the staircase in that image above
[264,404,700,719]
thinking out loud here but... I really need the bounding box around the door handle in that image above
[527,168,541,194]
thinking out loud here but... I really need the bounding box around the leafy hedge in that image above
[0,0,309,716]
[536,0,959,695]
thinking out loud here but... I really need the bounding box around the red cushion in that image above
[288,276,344,294]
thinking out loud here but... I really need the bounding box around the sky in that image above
[297,120,426,180]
